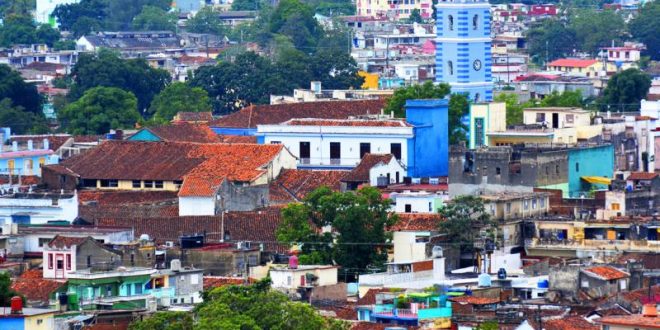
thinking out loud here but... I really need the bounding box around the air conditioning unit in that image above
[165,241,174,248]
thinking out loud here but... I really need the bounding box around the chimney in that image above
[27,140,33,150]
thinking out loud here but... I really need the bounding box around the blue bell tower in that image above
[435,0,493,102]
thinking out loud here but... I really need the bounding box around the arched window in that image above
[473,14,479,30]
[448,60,453,75]
[448,15,454,31]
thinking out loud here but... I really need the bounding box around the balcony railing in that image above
[146,287,175,299]
[372,306,451,320]
[526,238,660,252]
[359,270,434,286]
[297,157,362,167]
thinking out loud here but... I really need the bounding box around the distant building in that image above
[42,235,121,279]
[546,59,615,78]
[66,267,156,310]
[356,0,433,20]
[35,0,80,25]
[342,153,407,190]
[0,128,60,177]
[469,102,507,149]
[76,31,182,56]
[0,191,78,226]
[0,306,56,330]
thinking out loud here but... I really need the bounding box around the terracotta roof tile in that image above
[9,134,72,152]
[218,135,257,144]
[19,269,45,279]
[78,190,178,206]
[210,99,387,128]
[388,213,442,231]
[0,175,40,185]
[283,118,411,127]
[357,288,390,305]
[140,123,221,143]
[615,253,660,269]
[583,266,629,281]
[179,176,224,197]
[548,59,598,68]
[203,276,244,290]
[543,316,598,330]
[79,203,179,222]
[269,169,348,204]
[627,172,659,180]
[342,154,395,183]
[449,296,501,305]
[173,112,214,123]
[598,314,660,329]
[11,276,66,305]
[47,235,90,249]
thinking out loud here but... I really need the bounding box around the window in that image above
[134,283,142,294]
[565,114,574,124]
[473,14,478,30]
[270,141,281,144]
[359,143,371,158]
[48,253,53,269]
[99,180,118,188]
[575,162,580,172]
[429,202,432,212]
[524,200,529,210]
[7,159,14,175]
[540,198,545,208]
[330,142,341,163]
[536,113,545,123]
[474,118,485,146]
[66,254,71,270]
[405,204,412,213]
[154,181,164,189]
[448,60,453,75]
[496,167,501,175]
[132,180,141,188]
[448,15,454,30]
[190,274,199,285]
[81,179,96,188]
[611,203,620,211]
[56,258,64,270]
[39,238,51,247]
[87,255,91,268]
[144,181,154,188]
[532,199,537,209]
[555,164,560,175]
[390,143,402,160]
[506,203,511,214]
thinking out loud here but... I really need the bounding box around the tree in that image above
[526,19,577,65]
[69,50,171,114]
[104,0,171,30]
[52,0,107,36]
[629,2,660,60]
[149,82,212,123]
[269,0,320,50]
[0,272,21,306]
[186,6,226,35]
[59,87,141,135]
[384,81,451,118]
[132,5,177,31]
[568,9,625,55]
[308,49,364,90]
[277,187,397,271]
[601,68,651,112]
[0,99,48,134]
[231,0,263,10]
[128,312,193,330]
[408,9,424,23]
[439,195,493,252]
[0,64,43,115]
[53,40,77,51]
[494,93,524,126]
[449,93,469,145]
[538,90,584,108]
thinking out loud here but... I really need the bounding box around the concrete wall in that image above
[548,265,579,296]
[310,282,348,303]
[469,102,507,149]
[183,248,260,276]
[370,159,406,186]
[0,193,78,225]
[393,231,430,262]
[76,240,122,271]
[179,196,215,216]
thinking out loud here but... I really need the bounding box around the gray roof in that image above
[82,31,181,50]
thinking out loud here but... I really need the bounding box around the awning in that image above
[581,176,611,185]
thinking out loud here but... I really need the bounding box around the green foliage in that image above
[70,50,170,113]
[525,19,577,65]
[408,9,424,23]
[277,187,397,271]
[131,279,348,330]
[449,93,469,145]
[439,195,493,252]
[0,64,43,114]
[600,68,652,112]
[53,40,77,51]
[128,311,193,330]
[0,0,34,18]
[0,272,21,306]
[231,0,263,10]
[384,81,451,118]
[186,7,226,35]
[568,9,625,55]
[476,321,500,330]
[0,98,48,134]
[132,5,178,31]
[314,1,355,16]
[0,15,61,47]
[149,82,212,123]
[59,86,141,135]
[629,2,660,60]
[494,93,524,126]
[538,90,584,108]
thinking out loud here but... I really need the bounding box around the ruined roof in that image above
[597,314,660,329]
[11,271,66,305]
[47,235,90,249]
[626,172,659,180]
[78,190,178,206]
[173,111,214,123]
[615,253,660,270]
[209,99,387,128]
[79,203,179,223]
[203,276,244,290]
[388,213,442,231]
[358,288,391,305]
[342,154,395,183]
[138,123,221,143]
[269,169,348,204]
[9,134,72,152]
[217,135,258,144]
[582,266,629,281]
[448,296,501,305]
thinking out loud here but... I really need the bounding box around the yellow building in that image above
[0,307,56,330]
[547,59,616,78]
[469,102,507,148]
[359,71,380,90]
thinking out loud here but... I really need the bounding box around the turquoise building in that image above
[435,0,493,102]
[568,144,615,198]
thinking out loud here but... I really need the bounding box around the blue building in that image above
[405,99,449,177]
[435,0,493,102]
[568,144,615,197]
[0,128,59,177]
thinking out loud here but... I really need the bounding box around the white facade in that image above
[43,244,77,279]
[370,157,407,186]
[0,192,78,225]
[641,99,660,130]
[35,0,80,25]
[22,227,133,254]
[178,196,215,216]
[269,265,338,290]
[257,119,414,168]
[522,108,591,129]
[391,191,446,213]
[394,63,419,82]
[392,231,431,263]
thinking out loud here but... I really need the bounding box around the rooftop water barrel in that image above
[478,273,491,287]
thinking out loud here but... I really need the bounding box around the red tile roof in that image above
[388,213,442,231]
[583,266,629,281]
[203,276,244,290]
[543,316,598,330]
[209,99,387,128]
[179,176,225,197]
[51,141,288,196]
[269,169,348,204]
[358,288,391,305]
[616,253,660,270]
[449,296,501,305]
[0,175,40,185]
[9,134,72,152]
[173,112,214,123]
[78,190,178,206]
[96,207,286,252]
[47,235,90,249]
[598,314,660,329]
[79,203,179,222]
[19,269,45,279]
[283,118,411,127]
[11,275,66,305]
[548,59,598,68]
[342,154,395,183]
[139,123,221,143]
[217,135,257,144]
[627,172,659,180]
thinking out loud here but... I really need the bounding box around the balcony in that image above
[372,304,452,321]
[526,238,660,253]
[146,287,175,299]
[297,157,362,168]
[359,270,434,286]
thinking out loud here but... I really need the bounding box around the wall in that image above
[405,99,449,177]
[548,265,579,295]
[179,196,215,216]
[24,230,133,254]
[43,247,75,279]
[171,271,203,304]
[522,109,590,128]
[394,196,438,213]
[75,240,122,272]
[469,102,507,149]
[127,130,161,142]
[0,193,78,225]
[393,231,430,263]
[369,160,407,186]
[0,152,58,177]
[183,248,260,276]
[567,145,614,198]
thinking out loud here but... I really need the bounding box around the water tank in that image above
[139,234,150,241]
[497,268,507,279]
[288,254,299,269]
[311,81,322,94]
[10,296,23,314]
[478,273,492,287]
[431,246,444,258]
[537,279,549,288]
[171,259,182,272]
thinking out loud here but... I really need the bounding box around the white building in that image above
[268,265,339,290]
[0,191,78,225]
[257,118,413,169]
[20,225,133,255]
[390,190,447,213]
[342,153,407,190]
[35,0,81,25]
